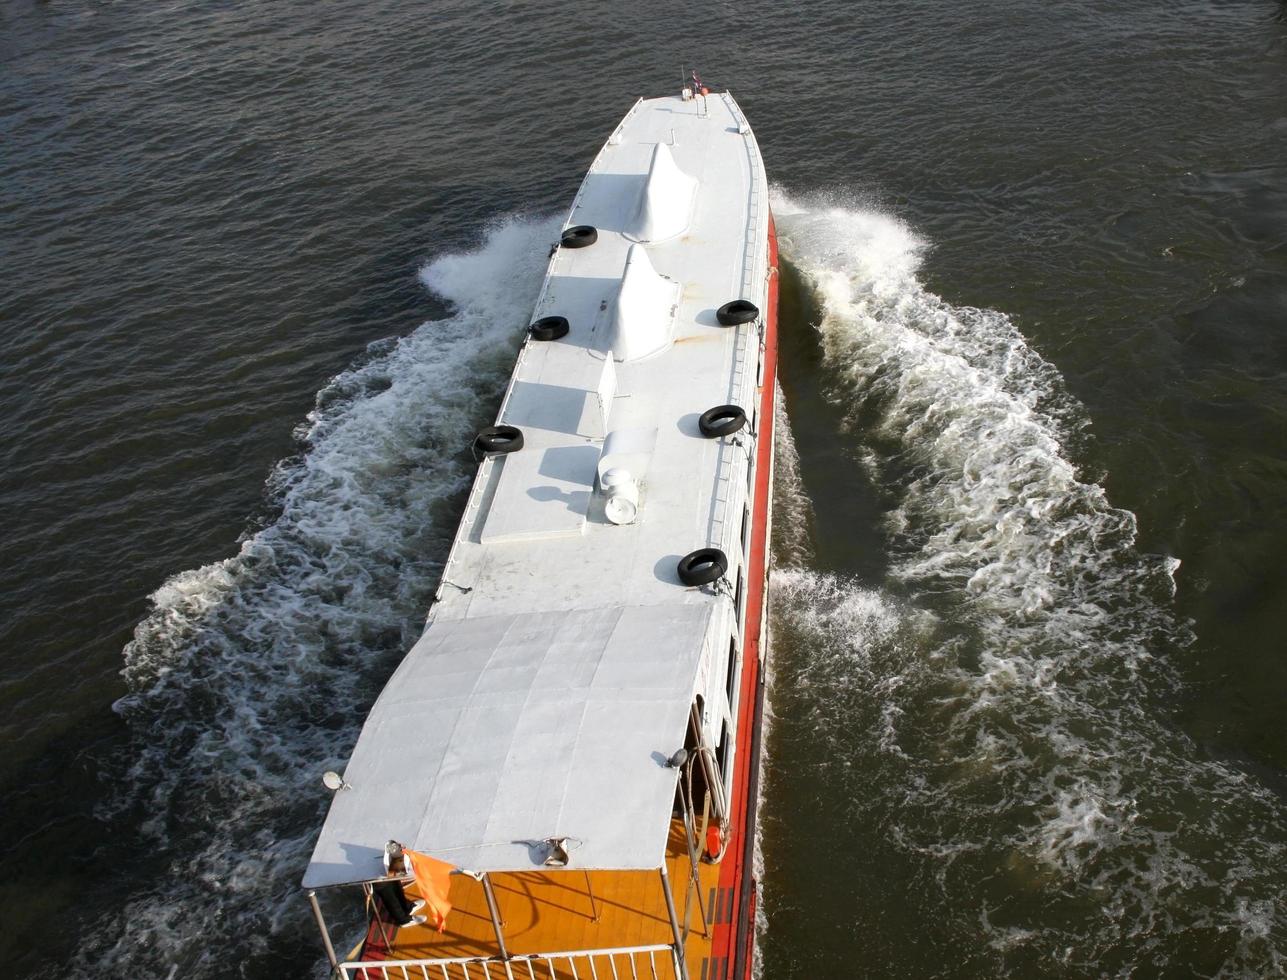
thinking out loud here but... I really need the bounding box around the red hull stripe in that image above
[707,211,779,980]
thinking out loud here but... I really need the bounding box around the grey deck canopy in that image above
[303,602,711,888]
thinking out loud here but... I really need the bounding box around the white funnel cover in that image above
[626,143,698,243]
[610,245,678,361]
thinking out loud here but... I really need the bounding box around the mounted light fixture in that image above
[322,771,351,792]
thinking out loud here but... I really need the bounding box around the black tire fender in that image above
[716,299,759,326]
[473,425,524,456]
[677,548,728,587]
[529,316,570,341]
[560,225,598,249]
[698,405,748,438]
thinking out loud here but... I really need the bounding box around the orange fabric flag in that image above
[403,849,454,932]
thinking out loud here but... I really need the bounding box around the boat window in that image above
[741,503,750,555]
[725,638,738,701]
[734,568,744,621]
[716,720,730,777]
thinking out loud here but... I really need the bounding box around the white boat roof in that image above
[302,604,711,886]
[304,89,769,888]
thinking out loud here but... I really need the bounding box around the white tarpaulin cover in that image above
[303,602,711,888]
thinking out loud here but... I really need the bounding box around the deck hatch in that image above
[480,445,598,544]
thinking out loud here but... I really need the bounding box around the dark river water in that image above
[3,2,1286,977]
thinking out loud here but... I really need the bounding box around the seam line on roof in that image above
[469,611,538,860]
[479,609,571,851]
[550,605,626,841]
[412,613,519,864]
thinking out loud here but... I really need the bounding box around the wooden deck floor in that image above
[381,819,721,977]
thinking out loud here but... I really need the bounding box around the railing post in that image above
[657,867,689,980]
[308,890,340,974]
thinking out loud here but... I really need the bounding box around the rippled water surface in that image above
[3,2,1286,977]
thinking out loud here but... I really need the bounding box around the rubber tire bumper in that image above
[677,548,728,587]
[699,405,747,438]
[561,225,598,248]
[716,299,759,326]
[474,425,524,455]
[529,316,570,341]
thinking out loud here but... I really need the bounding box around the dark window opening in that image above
[725,638,738,701]
[672,698,714,818]
[716,721,730,777]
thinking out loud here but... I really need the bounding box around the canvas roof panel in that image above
[303,602,710,888]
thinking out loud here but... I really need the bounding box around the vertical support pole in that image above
[582,869,601,922]
[676,758,709,940]
[658,866,689,980]
[481,872,513,979]
[308,890,339,972]
[695,784,712,938]
[363,883,394,952]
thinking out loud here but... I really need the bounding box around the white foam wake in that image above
[768,190,1286,975]
[75,214,560,978]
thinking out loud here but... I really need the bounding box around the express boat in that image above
[303,74,779,980]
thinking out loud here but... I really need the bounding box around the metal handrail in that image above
[338,942,680,980]
[721,93,763,304]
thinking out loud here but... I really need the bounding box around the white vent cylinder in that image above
[601,467,639,525]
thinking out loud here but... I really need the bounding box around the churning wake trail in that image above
[73,214,560,980]
[769,191,1287,975]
